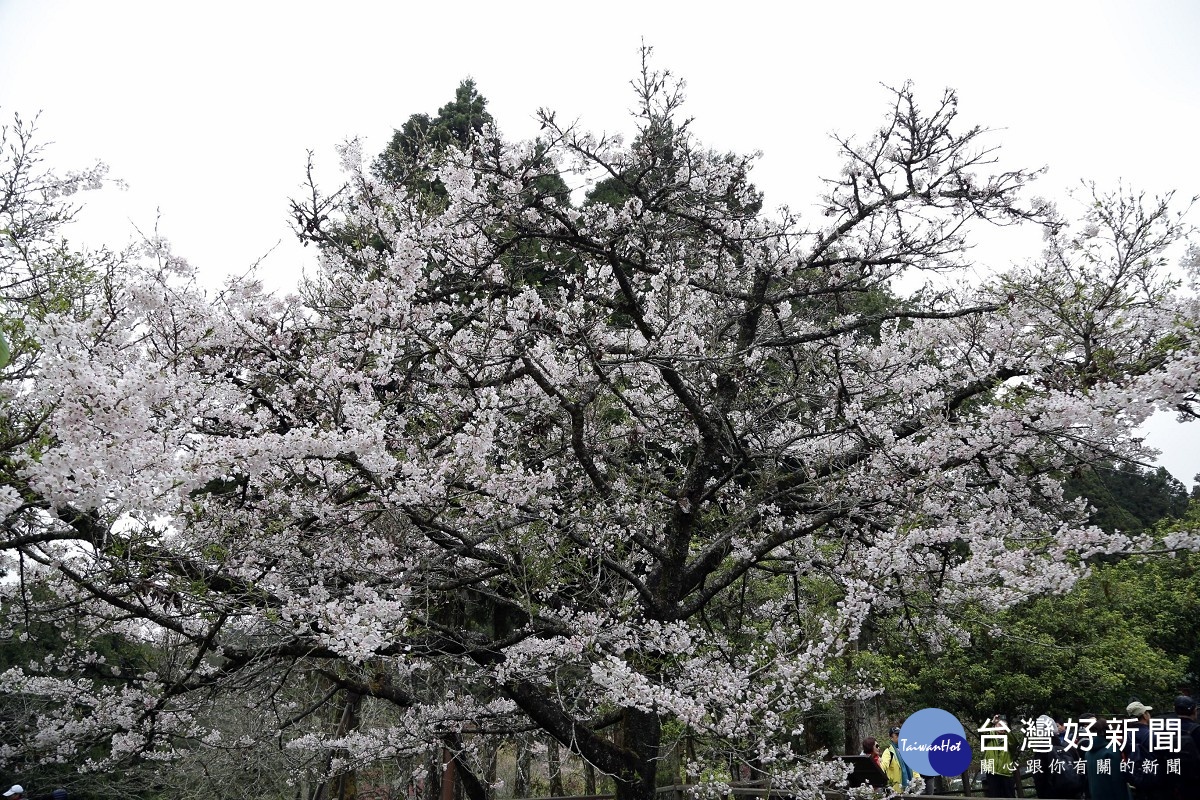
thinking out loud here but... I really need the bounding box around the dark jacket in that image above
[1084,745,1130,800]
[1162,716,1200,800]
[1127,722,1169,800]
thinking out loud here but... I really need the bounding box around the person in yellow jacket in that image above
[879,726,920,792]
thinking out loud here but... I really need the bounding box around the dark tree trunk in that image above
[613,708,661,800]
[436,736,488,800]
[844,696,869,755]
[484,741,499,800]
[425,750,442,800]
[330,691,362,800]
[453,751,488,800]
[548,736,565,797]
[842,642,868,755]
[500,679,663,800]
[584,759,597,795]
[515,736,532,798]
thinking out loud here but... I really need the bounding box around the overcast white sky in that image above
[1,0,1198,484]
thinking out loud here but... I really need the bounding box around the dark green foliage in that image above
[903,567,1187,724]
[499,140,576,296]
[892,492,1200,729]
[584,174,633,209]
[374,79,494,193]
[370,82,577,298]
[303,80,580,303]
[1140,504,1200,685]
[1067,461,1189,534]
[583,119,763,219]
[868,464,1193,731]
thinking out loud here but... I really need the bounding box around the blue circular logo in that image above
[898,708,973,777]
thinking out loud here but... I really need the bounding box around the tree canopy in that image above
[2,60,1200,800]
[375,80,492,181]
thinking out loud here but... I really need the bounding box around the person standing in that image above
[3,788,23,800]
[980,715,1018,799]
[1162,695,1200,800]
[880,726,916,793]
[1125,701,1168,800]
[1080,714,1130,800]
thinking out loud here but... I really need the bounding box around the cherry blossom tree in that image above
[0,110,114,472]
[2,62,1197,800]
